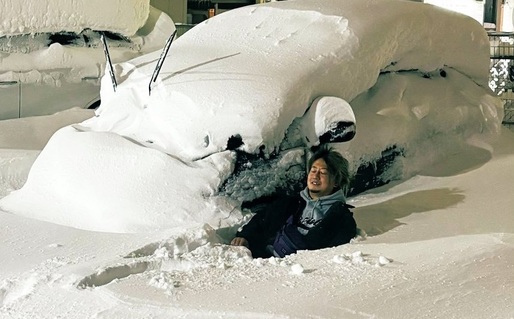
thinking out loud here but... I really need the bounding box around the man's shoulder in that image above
[274,194,303,206]
[329,201,354,215]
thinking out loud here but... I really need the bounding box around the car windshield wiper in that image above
[149,30,177,96]
[101,32,118,92]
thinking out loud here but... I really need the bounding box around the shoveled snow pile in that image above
[1,108,513,318]
[0,0,150,37]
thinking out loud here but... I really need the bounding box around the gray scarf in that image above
[298,187,346,234]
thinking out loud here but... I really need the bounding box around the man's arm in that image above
[230,237,249,247]
[231,196,299,256]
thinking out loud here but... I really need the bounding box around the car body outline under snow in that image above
[82,0,502,203]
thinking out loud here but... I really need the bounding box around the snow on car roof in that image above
[0,0,150,37]
[85,0,490,161]
[0,6,175,85]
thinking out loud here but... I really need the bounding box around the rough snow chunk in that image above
[148,272,178,291]
[332,254,347,264]
[161,243,253,272]
[351,251,365,264]
[378,256,391,265]
[290,263,305,275]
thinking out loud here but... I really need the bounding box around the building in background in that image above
[151,0,255,25]
[423,0,514,32]
[424,0,485,24]
[150,0,513,32]
[500,0,514,31]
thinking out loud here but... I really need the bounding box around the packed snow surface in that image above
[0,0,150,37]
[0,109,513,318]
[0,0,503,233]
[0,0,512,316]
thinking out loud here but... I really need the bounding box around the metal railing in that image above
[488,31,514,127]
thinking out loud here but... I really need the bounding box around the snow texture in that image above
[0,1,513,317]
[0,0,150,37]
[84,0,493,161]
[0,0,503,229]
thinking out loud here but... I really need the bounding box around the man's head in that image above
[306,146,350,199]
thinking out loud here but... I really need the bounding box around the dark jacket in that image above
[236,194,357,258]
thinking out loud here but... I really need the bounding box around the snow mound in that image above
[0,126,237,233]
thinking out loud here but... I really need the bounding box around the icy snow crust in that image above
[0,0,150,37]
[85,0,491,161]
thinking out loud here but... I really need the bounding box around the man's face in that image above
[307,158,336,199]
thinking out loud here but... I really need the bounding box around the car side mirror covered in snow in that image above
[318,121,356,144]
[280,96,356,151]
[300,96,356,147]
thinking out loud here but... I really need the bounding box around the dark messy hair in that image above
[308,145,350,194]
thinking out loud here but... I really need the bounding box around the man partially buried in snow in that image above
[231,146,357,258]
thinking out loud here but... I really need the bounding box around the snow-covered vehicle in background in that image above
[0,0,175,120]
[86,0,502,200]
[0,0,504,233]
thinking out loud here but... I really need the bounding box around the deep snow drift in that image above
[0,109,513,319]
[0,0,503,233]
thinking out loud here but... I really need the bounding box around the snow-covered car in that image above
[0,0,176,120]
[85,0,502,200]
[0,0,504,233]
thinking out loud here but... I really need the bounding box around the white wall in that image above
[502,0,514,31]
[424,0,485,24]
[151,0,187,23]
